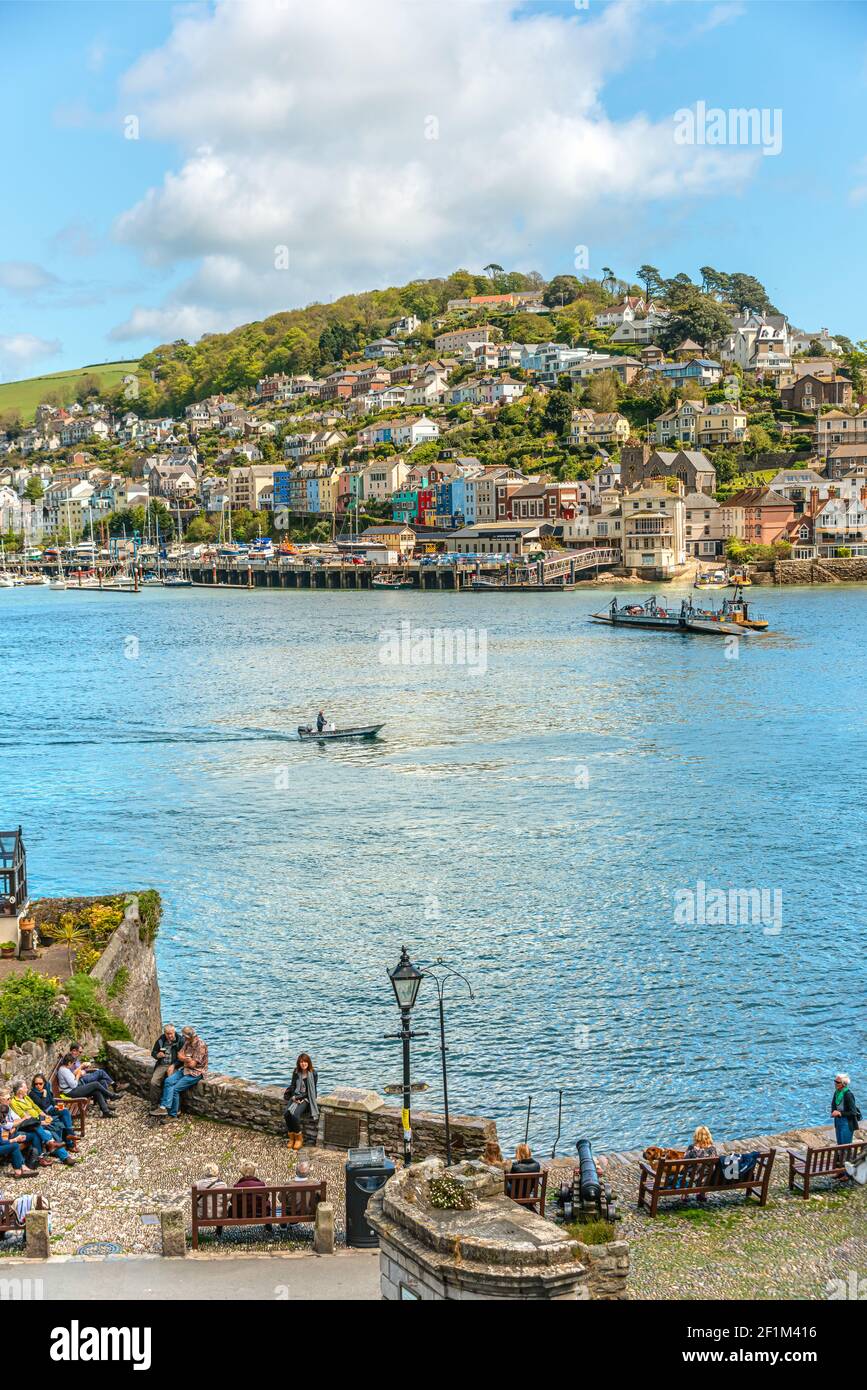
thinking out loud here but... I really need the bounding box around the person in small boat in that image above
[283,1053,319,1150]
[316,710,326,733]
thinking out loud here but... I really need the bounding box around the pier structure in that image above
[167,548,621,593]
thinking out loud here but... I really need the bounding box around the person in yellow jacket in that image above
[8,1081,78,1166]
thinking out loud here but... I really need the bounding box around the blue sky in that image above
[1,0,865,379]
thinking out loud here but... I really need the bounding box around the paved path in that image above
[18,1251,381,1300]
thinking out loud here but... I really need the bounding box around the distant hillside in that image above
[0,361,139,425]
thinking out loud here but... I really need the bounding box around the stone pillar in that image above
[160,1207,186,1257]
[313,1202,335,1254]
[368,1159,588,1301]
[25,1207,50,1258]
[574,1240,630,1299]
[316,1087,385,1151]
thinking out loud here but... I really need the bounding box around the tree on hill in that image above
[542,389,573,439]
[24,476,44,502]
[543,274,582,308]
[660,291,732,351]
[75,372,102,402]
[637,264,663,301]
[587,371,620,414]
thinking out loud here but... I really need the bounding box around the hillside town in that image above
[1,269,865,577]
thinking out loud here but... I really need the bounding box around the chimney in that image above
[810,488,819,515]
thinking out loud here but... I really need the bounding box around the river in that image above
[2,582,865,1152]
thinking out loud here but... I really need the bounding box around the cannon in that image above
[557,1137,618,1224]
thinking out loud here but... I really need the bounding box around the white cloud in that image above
[111,0,759,341]
[0,334,62,373]
[0,261,60,296]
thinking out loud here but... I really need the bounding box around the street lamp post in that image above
[423,958,474,1168]
[387,946,425,1167]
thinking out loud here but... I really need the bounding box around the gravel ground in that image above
[558,1124,867,1300]
[3,1104,863,1296]
[0,1095,349,1256]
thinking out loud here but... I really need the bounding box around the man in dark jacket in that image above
[832,1072,861,1146]
[150,1024,180,1109]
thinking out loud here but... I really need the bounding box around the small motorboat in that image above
[372,571,413,589]
[297,723,384,741]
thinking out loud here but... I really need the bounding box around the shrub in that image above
[136,890,162,946]
[62,974,131,1042]
[106,966,129,1002]
[428,1176,474,1211]
[0,970,66,1049]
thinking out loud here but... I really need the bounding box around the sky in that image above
[1,0,866,379]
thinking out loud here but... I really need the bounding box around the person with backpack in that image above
[831,1072,861,1146]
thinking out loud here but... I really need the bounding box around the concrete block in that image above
[25,1208,50,1258]
[160,1207,186,1257]
[313,1200,335,1254]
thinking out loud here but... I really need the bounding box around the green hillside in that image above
[0,360,140,424]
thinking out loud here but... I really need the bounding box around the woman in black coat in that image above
[283,1053,319,1151]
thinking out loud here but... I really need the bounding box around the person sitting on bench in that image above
[29,1074,74,1142]
[56,1055,117,1119]
[68,1044,127,1097]
[509,1143,541,1174]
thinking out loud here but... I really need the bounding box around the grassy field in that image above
[0,360,140,424]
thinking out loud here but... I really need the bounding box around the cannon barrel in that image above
[575,1137,600,1204]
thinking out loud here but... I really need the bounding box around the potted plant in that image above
[1,940,16,959]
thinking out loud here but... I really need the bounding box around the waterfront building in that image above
[450,520,551,555]
[683,491,724,558]
[621,481,687,575]
[227,464,279,512]
[719,488,796,544]
[358,523,416,556]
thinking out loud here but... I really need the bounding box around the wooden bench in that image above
[0,1195,45,1237]
[48,1062,88,1139]
[191,1181,326,1249]
[787,1141,867,1199]
[504,1170,548,1216]
[638,1149,776,1216]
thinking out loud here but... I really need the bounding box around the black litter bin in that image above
[345,1145,395,1248]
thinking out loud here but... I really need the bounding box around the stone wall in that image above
[368,1158,588,1301]
[774,557,867,584]
[89,898,162,1045]
[574,1238,630,1300]
[0,1031,101,1089]
[105,1041,499,1160]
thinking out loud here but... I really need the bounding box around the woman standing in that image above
[831,1073,860,1146]
[283,1053,319,1151]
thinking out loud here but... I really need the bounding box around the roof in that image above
[683,492,720,509]
[723,488,793,508]
[829,443,867,458]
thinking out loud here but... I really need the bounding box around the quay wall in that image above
[106,1040,499,1162]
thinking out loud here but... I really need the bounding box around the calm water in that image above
[2,583,865,1152]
